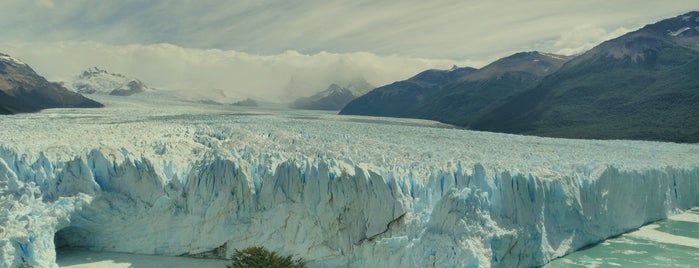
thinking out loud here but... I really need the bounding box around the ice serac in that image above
[1,102,699,267]
[0,149,91,268]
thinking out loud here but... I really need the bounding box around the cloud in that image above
[2,1,699,104]
[552,26,633,56]
[1,41,479,103]
[34,0,54,8]
[3,0,699,61]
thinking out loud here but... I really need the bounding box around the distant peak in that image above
[639,10,699,37]
[492,51,569,64]
[88,66,106,72]
[681,11,699,18]
[0,53,27,66]
[673,10,699,25]
[80,67,128,80]
[511,51,540,57]
[327,83,343,90]
[71,67,150,96]
[540,52,572,61]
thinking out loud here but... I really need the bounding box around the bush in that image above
[227,246,306,268]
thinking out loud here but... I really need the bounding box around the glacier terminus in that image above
[1,95,699,267]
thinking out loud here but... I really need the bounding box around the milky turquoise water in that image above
[544,208,699,268]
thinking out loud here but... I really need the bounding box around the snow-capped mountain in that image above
[569,11,699,63]
[291,78,374,110]
[0,53,102,114]
[69,67,153,96]
[70,67,252,105]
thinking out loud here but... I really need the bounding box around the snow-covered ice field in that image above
[1,95,699,267]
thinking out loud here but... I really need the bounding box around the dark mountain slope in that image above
[0,53,103,114]
[416,52,570,125]
[0,89,30,115]
[339,67,477,117]
[473,11,699,142]
[339,51,570,125]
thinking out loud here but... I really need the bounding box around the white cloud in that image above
[3,0,699,61]
[1,41,479,103]
[34,0,54,8]
[553,26,634,56]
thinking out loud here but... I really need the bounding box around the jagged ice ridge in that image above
[1,96,698,267]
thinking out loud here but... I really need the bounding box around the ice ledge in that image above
[2,146,699,267]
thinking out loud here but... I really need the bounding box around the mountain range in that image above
[3,12,698,142]
[291,78,374,110]
[339,66,476,117]
[341,52,571,125]
[472,11,699,142]
[0,53,102,115]
[341,11,699,143]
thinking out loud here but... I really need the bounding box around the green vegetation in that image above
[417,71,542,126]
[227,247,306,268]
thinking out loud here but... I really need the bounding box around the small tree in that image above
[227,246,306,268]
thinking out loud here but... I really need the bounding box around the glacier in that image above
[1,95,699,268]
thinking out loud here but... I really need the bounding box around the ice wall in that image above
[1,144,698,268]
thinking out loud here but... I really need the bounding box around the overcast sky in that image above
[1,1,698,102]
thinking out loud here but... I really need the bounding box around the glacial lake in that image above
[544,208,699,268]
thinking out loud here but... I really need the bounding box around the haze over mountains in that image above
[342,11,699,143]
[291,78,373,110]
[2,11,698,142]
[0,53,102,114]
